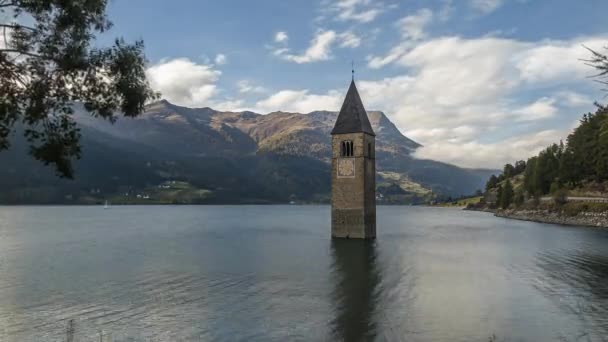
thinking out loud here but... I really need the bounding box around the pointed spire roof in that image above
[331,80,375,136]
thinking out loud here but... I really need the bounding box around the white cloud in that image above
[274,30,359,64]
[237,80,266,94]
[260,34,605,168]
[342,8,381,23]
[281,30,336,64]
[514,38,606,83]
[555,91,592,107]
[328,0,385,23]
[146,58,221,107]
[413,130,567,169]
[275,30,336,63]
[274,31,288,43]
[214,54,227,65]
[272,47,290,56]
[374,35,600,124]
[397,37,521,108]
[338,31,362,48]
[514,97,558,121]
[469,0,504,14]
[366,35,603,167]
[406,125,480,145]
[212,99,246,111]
[368,35,604,114]
[366,9,433,69]
[367,44,412,69]
[254,89,343,113]
[397,8,433,40]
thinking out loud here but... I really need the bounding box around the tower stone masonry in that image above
[331,79,376,239]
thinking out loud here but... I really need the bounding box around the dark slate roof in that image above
[331,80,375,136]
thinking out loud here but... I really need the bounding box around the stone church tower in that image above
[331,79,376,239]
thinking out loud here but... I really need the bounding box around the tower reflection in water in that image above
[329,239,381,341]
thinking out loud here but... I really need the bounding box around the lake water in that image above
[0,206,607,341]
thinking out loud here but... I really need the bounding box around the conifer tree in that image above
[503,163,515,178]
[496,184,503,209]
[501,180,514,209]
[485,175,499,191]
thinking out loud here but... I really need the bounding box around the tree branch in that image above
[0,1,17,8]
[0,23,36,32]
[0,48,42,58]
[0,59,29,87]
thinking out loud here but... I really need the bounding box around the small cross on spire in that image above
[351,60,355,81]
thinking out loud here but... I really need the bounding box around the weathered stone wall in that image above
[331,132,376,238]
[364,133,376,234]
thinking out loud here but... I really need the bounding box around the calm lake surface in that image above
[0,206,607,341]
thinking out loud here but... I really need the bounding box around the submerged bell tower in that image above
[330,75,376,239]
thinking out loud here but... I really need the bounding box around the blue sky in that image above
[102,0,608,168]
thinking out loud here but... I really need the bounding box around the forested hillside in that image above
[482,104,608,210]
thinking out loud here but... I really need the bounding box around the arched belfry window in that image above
[368,142,372,158]
[341,140,354,157]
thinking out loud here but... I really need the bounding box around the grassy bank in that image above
[433,196,483,207]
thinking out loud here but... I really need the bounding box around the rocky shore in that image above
[493,209,608,228]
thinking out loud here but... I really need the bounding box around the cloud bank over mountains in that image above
[143,1,606,169]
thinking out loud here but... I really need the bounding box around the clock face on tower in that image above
[337,158,355,177]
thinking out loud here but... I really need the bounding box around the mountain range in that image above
[0,100,496,204]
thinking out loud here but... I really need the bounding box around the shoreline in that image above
[467,207,608,229]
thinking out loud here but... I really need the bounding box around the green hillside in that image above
[477,105,608,213]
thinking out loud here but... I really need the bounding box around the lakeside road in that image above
[464,197,608,228]
[494,209,608,229]
[541,196,608,203]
